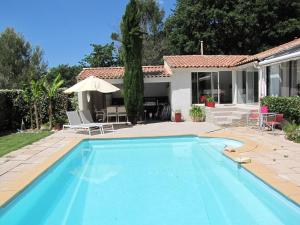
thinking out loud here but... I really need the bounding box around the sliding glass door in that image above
[191,71,232,104]
[219,71,233,104]
[237,70,259,104]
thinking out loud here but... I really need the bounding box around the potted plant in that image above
[199,95,206,103]
[174,109,182,122]
[53,116,66,130]
[190,106,205,122]
[206,96,215,107]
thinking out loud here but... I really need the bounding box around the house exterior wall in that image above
[169,67,236,121]
[170,69,192,121]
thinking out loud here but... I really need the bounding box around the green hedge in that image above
[0,89,75,133]
[261,96,300,124]
[0,90,28,132]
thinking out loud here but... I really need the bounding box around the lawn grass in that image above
[0,131,53,157]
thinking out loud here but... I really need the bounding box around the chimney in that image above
[200,41,204,55]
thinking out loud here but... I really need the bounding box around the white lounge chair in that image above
[79,110,115,133]
[63,111,102,135]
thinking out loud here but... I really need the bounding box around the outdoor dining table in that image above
[259,112,277,129]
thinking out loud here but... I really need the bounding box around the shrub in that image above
[0,89,74,133]
[0,90,28,133]
[283,123,300,143]
[261,96,300,124]
[190,105,205,122]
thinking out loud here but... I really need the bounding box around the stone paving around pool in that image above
[0,121,300,206]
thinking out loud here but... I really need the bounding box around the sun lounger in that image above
[63,111,102,135]
[79,110,115,133]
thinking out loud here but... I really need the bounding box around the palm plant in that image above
[43,74,64,130]
[22,85,34,129]
[31,79,43,130]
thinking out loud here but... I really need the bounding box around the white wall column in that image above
[170,70,192,121]
[78,91,89,110]
[232,70,237,104]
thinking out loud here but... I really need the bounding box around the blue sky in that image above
[0,0,176,67]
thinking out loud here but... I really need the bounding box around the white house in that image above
[77,38,300,121]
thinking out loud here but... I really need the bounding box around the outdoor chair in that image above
[106,106,118,122]
[117,106,128,123]
[247,109,259,127]
[63,111,102,135]
[264,113,284,135]
[79,110,114,133]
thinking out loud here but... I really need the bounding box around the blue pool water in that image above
[1,136,300,225]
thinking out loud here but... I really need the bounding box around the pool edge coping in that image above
[0,139,82,208]
[205,131,300,207]
[1,132,300,208]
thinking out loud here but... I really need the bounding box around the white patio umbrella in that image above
[64,76,120,94]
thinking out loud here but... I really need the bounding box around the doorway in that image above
[237,71,259,104]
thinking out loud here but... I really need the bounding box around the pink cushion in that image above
[261,106,268,113]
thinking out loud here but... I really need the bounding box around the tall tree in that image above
[165,0,300,55]
[48,64,82,87]
[112,0,167,65]
[0,28,31,88]
[80,43,121,67]
[140,0,167,65]
[29,46,47,80]
[121,0,144,124]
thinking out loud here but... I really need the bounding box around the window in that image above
[267,60,300,97]
[191,71,232,104]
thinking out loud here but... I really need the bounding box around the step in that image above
[213,115,241,122]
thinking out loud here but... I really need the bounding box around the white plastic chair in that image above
[106,106,117,122]
[117,106,128,123]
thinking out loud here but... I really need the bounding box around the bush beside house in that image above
[261,96,300,143]
[261,96,300,124]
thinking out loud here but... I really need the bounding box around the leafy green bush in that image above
[0,90,28,132]
[283,123,300,143]
[261,96,300,124]
[0,89,74,133]
[190,105,205,122]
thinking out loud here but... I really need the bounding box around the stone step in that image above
[205,105,258,126]
[213,115,241,122]
[211,111,249,117]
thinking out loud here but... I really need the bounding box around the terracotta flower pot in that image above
[206,102,215,107]
[175,112,182,122]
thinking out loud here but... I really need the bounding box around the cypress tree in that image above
[121,0,144,124]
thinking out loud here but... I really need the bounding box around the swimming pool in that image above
[1,136,300,225]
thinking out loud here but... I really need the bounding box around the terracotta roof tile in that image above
[240,38,300,65]
[77,65,170,80]
[163,55,248,68]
